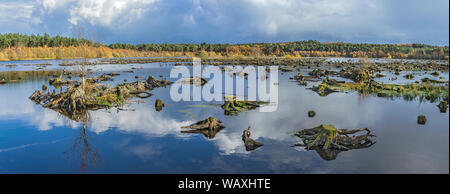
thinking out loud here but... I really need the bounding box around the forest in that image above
[1,33,448,61]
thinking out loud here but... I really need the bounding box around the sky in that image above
[0,0,448,45]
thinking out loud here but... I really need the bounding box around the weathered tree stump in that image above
[146,76,173,89]
[437,100,448,113]
[417,115,427,125]
[340,68,371,83]
[221,96,267,116]
[30,76,172,121]
[308,110,316,117]
[242,126,263,151]
[310,82,338,96]
[177,76,207,86]
[49,77,77,87]
[155,99,164,112]
[181,117,225,139]
[181,117,225,131]
[294,124,376,160]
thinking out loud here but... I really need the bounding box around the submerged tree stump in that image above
[308,110,316,117]
[155,99,164,112]
[86,74,113,83]
[340,68,371,83]
[146,76,173,89]
[181,117,225,131]
[292,72,321,86]
[310,82,338,96]
[437,100,448,113]
[181,117,225,139]
[49,77,77,87]
[417,115,427,125]
[242,126,263,151]
[177,76,207,86]
[221,96,267,116]
[30,76,172,121]
[294,124,376,160]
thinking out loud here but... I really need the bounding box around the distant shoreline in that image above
[1,54,449,63]
[1,33,449,61]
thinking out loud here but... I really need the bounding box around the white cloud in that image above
[0,2,40,24]
[0,87,78,131]
[88,104,192,137]
[37,0,159,27]
[128,143,161,160]
[37,0,75,13]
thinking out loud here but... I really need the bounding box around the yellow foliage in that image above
[0,46,167,61]
[0,44,446,61]
[0,51,7,61]
[283,54,296,60]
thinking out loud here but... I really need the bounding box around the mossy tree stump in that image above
[311,82,338,96]
[155,99,164,112]
[294,124,376,160]
[308,110,316,117]
[30,77,172,121]
[404,74,414,79]
[221,96,267,116]
[417,115,427,125]
[242,126,263,151]
[437,100,448,113]
[181,117,225,139]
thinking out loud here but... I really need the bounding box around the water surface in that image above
[0,59,448,173]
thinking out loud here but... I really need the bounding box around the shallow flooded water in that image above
[0,59,448,173]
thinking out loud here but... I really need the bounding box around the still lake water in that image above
[0,59,448,173]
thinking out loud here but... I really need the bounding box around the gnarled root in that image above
[30,77,172,121]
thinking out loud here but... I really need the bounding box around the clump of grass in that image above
[317,79,448,103]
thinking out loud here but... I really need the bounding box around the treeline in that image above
[1,33,449,60]
[109,40,449,60]
[0,33,99,48]
[0,33,177,61]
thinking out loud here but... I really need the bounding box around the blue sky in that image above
[0,0,448,45]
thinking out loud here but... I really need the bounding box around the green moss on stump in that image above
[221,96,268,116]
[155,99,164,111]
[308,110,316,117]
[417,115,427,125]
[404,74,414,79]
